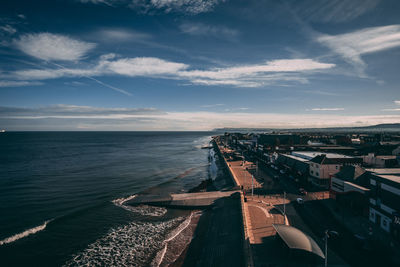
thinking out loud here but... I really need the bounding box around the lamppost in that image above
[324,230,339,267]
[251,174,254,197]
[283,191,286,218]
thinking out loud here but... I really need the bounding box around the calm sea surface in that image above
[0,131,225,266]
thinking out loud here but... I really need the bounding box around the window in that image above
[336,166,338,169]
[383,220,387,227]
[311,170,314,174]
[316,172,319,176]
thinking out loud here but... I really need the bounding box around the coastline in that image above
[167,142,242,267]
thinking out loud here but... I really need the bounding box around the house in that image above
[330,165,370,215]
[290,152,362,188]
[367,168,400,240]
[276,153,310,185]
[362,153,397,168]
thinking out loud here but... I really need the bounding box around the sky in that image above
[1,0,400,130]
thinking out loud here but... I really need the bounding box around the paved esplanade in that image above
[219,144,348,266]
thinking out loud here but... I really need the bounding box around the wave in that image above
[112,195,167,217]
[152,211,201,267]
[63,217,187,267]
[0,220,52,246]
[112,194,137,206]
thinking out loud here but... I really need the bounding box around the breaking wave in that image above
[152,211,200,267]
[63,217,187,267]
[0,220,52,246]
[112,195,167,217]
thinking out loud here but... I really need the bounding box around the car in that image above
[299,188,307,195]
[296,198,304,204]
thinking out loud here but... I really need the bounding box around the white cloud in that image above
[179,59,334,87]
[93,28,151,42]
[382,108,400,111]
[103,57,189,76]
[317,25,400,74]
[78,0,115,5]
[0,81,42,87]
[14,33,96,61]
[9,56,334,88]
[0,25,17,35]
[200,103,225,108]
[2,104,400,130]
[180,22,238,38]
[139,0,223,14]
[292,0,380,23]
[381,100,400,111]
[310,108,345,111]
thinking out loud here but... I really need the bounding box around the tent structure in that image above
[272,224,325,259]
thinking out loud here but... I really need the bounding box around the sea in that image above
[0,131,229,266]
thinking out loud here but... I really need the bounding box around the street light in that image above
[324,230,339,267]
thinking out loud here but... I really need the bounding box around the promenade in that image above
[217,143,347,266]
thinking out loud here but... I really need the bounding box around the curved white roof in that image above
[273,224,325,259]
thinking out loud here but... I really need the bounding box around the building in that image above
[292,152,362,188]
[330,165,370,215]
[276,153,310,185]
[362,153,398,168]
[367,168,400,240]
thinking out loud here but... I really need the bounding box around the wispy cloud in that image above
[0,104,164,117]
[7,56,335,88]
[79,0,224,14]
[130,0,224,14]
[0,25,17,35]
[180,22,238,39]
[310,108,345,111]
[92,28,151,43]
[104,57,189,76]
[291,0,380,23]
[78,0,116,6]
[179,59,335,87]
[0,81,43,87]
[2,104,400,131]
[200,103,225,108]
[381,100,400,111]
[14,33,96,61]
[317,25,400,75]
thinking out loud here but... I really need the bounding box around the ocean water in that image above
[0,131,226,266]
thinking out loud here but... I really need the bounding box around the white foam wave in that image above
[112,194,137,206]
[112,194,167,217]
[152,211,201,267]
[0,220,51,246]
[121,204,168,217]
[64,217,186,267]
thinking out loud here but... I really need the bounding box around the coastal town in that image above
[211,130,400,266]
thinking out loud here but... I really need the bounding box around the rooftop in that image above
[292,151,353,160]
[366,168,400,176]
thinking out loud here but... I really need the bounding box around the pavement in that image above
[182,196,244,267]
[219,144,348,266]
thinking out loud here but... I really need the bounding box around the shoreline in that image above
[159,143,234,267]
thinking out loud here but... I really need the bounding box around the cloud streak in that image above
[180,22,238,39]
[317,25,400,75]
[2,104,400,131]
[310,108,345,111]
[7,55,335,88]
[292,0,380,23]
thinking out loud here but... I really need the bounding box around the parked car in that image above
[296,198,304,204]
[299,188,308,195]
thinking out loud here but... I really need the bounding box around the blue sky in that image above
[1,0,400,130]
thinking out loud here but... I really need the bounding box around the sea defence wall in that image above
[126,191,239,209]
[212,138,254,267]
